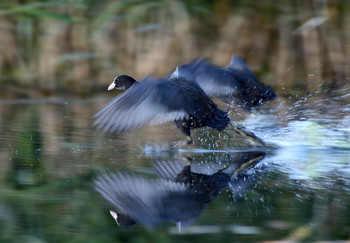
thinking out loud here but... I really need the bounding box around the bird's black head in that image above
[108,75,137,91]
[109,210,136,227]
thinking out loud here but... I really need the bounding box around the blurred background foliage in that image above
[0,0,349,97]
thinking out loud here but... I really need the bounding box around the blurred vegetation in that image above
[0,0,349,97]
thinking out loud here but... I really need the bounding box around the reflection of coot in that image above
[174,55,276,111]
[93,71,229,144]
[93,151,266,228]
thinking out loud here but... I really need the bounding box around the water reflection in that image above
[0,94,350,241]
[94,151,266,228]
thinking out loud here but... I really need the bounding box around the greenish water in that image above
[1,0,350,242]
[0,93,349,242]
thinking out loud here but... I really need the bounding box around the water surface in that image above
[0,92,349,242]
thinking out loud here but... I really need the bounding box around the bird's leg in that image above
[186,136,193,144]
[174,120,193,144]
[229,120,266,146]
[186,156,193,166]
[184,125,193,144]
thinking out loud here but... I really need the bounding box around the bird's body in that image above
[177,55,276,111]
[93,151,267,228]
[93,72,230,143]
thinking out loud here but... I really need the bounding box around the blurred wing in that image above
[182,58,276,109]
[225,55,276,103]
[154,160,188,180]
[93,79,189,133]
[93,172,189,225]
[225,55,256,78]
[181,60,239,98]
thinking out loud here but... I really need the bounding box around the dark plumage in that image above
[93,151,266,228]
[93,70,230,143]
[177,55,276,111]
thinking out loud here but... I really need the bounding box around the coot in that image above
[93,69,230,144]
[176,55,276,110]
[93,151,266,228]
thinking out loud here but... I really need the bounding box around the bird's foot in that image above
[186,136,193,144]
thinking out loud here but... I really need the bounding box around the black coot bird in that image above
[93,69,230,144]
[177,55,276,111]
[93,151,266,228]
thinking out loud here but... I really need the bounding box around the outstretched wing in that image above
[93,172,189,226]
[180,59,238,98]
[93,77,190,133]
[180,57,276,109]
[225,55,256,79]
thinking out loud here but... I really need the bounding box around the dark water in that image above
[0,92,349,242]
[1,0,350,242]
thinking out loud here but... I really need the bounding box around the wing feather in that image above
[93,79,189,133]
[93,172,189,224]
